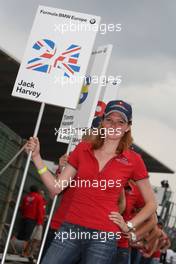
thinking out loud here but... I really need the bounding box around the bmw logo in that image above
[90,18,96,24]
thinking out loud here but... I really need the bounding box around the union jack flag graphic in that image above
[53,44,81,78]
[26,39,81,77]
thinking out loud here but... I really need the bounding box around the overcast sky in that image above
[0,0,176,197]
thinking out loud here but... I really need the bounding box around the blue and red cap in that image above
[104,100,132,123]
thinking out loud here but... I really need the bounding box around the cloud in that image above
[117,71,176,129]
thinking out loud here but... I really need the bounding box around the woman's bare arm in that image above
[109,179,157,232]
[25,137,77,196]
[144,225,162,242]
[135,213,158,240]
[129,178,157,227]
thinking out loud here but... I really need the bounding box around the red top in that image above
[118,182,145,248]
[51,141,148,232]
[152,250,161,258]
[40,196,47,225]
[123,181,145,219]
[50,188,71,229]
[20,192,46,225]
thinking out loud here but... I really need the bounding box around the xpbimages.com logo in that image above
[54,230,122,243]
[54,126,123,139]
[26,39,81,78]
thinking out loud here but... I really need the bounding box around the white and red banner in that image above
[93,78,120,120]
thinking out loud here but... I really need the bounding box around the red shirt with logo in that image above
[20,192,46,225]
[51,141,148,233]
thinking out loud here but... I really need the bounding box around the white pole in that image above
[36,134,74,264]
[1,102,45,264]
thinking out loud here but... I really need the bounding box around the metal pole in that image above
[1,102,45,264]
[36,134,74,264]
[0,147,24,239]
[0,144,26,175]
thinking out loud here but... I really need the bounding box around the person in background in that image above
[29,189,47,258]
[135,221,171,264]
[17,185,44,257]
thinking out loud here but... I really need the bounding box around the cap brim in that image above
[104,110,128,122]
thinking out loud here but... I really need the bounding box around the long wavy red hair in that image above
[83,121,133,154]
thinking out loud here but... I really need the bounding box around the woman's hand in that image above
[130,240,144,248]
[25,137,40,159]
[109,212,129,233]
[59,154,68,170]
